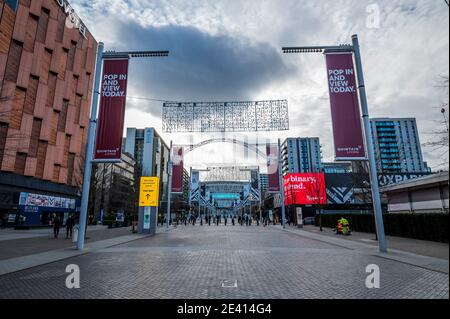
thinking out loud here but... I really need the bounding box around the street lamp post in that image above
[77,48,169,250]
[282,34,387,253]
[77,42,104,250]
[166,141,173,229]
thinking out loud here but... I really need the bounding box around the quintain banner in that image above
[325,52,366,160]
[94,58,129,162]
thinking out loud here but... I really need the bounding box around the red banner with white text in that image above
[171,146,184,193]
[325,52,366,160]
[266,144,280,192]
[284,173,327,205]
[94,58,129,162]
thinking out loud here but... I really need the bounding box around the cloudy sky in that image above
[71,0,449,171]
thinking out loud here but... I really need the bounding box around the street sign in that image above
[139,177,160,207]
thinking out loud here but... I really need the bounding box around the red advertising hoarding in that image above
[94,58,129,162]
[171,146,184,193]
[284,173,327,205]
[266,144,280,192]
[325,52,366,160]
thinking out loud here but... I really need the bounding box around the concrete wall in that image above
[387,184,449,213]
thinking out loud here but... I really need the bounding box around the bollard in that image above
[72,224,79,243]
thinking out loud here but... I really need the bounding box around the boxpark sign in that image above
[55,0,88,38]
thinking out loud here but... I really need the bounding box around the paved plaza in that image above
[0,225,448,299]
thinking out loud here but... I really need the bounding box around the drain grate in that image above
[222,279,238,288]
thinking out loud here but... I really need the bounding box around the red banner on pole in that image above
[171,146,184,193]
[284,173,327,205]
[94,58,129,162]
[266,144,280,192]
[325,52,366,160]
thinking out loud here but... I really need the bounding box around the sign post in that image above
[77,42,104,250]
[138,177,160,234]
[352,35,386,252]
[282,34,387,253]
[76,49,168,250]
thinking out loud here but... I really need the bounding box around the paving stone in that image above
[0,225,447,299]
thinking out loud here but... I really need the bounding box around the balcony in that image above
[375,121,395,127]
[378,138,397,143]
[379,143,398,147]
[381,159,400,164]
[382,165,402,170]
[377,132,396,137]
[380,154,400,159]
[376,127,396,132]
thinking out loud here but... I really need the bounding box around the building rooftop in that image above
[380,171,449,193]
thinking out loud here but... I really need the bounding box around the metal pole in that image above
[352,34,387,253]
[258,167,262,223]
[188,166,192,208]
[77,42,104,250]
[278,139,286,229]
[166,141,173,229]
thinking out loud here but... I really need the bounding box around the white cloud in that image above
[71,0,449,170]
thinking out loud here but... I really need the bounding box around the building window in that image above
[5,0,18,11]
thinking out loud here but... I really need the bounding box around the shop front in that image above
[16,192,79,228]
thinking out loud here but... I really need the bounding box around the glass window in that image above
[5,0,18,11]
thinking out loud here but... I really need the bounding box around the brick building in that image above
[0,0,97,226]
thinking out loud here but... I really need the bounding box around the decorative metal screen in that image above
[162,100,289,132]
[201,166,258,182]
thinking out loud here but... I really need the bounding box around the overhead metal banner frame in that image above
[162,100,289,133]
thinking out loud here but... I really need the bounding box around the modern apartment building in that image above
[370,118,430,173]
[124,127,170,206]
[0,0,97,226]
[281,137,322,175]
[259,173,268,197]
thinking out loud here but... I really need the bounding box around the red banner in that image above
[266,144,280,192]
[94,58,129,162]
[325,52,366,160]
[284,173,327,205]
[171,146,184,193]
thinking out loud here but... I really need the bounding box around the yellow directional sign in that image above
[139,177,160,207]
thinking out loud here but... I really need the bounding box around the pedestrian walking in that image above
[224,217,227,226]
[52,214,61,239]
[232,217,235,226]
[65,214,74,239]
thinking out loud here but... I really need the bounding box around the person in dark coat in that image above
[66,214,74,239]
[52,214,61,239]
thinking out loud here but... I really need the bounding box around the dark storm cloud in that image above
[109,21,295,116]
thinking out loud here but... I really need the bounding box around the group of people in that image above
[165,214,273,227]
[51,214,76,239]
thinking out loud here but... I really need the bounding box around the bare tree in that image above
[304,174,327,231]
[423,76,449,170]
